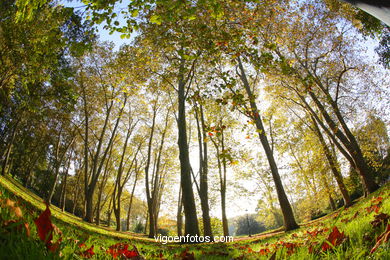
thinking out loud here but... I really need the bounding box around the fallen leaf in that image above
[24,222,30,237]
[34,203,53,245]
[106,243,141,259]
[13,206,23,218]
[48,238,62,253]
[79,245,94,258]
[180,248,195,260]
[370,213,389,228]
[5,198,15,207]
[258,248,270,255]
[321,227,347,252]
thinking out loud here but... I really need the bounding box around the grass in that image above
[0,175,389,259]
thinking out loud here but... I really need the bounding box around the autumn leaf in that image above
[24,222,30,237]
[370,213,389,228]
[5,198,15,207]
[48,238,62,253]
[366,204,381,214]
[13,206,23,218]
[79,245,94,258]
[321,227,347,252]
[3,219,30,236]
[371,196,383,204]
[180,248,195,260]
[106,243,141,259]
[258,248,270,255]
[78,242,87,248]
[34,203,54,245]
[281,242,298,256]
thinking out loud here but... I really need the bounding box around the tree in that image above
[251,0,381,195]
[77,43,128,222]
[190,89,213,238]
[235,214,266,236]
[144,97,173,237]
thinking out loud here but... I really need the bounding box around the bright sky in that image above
[60,0,261,220]
[59,0,388,223]
[61,0,133,49]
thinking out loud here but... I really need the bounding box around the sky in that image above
[59,0,260,219]
[61,0,133,49]
[58,0,389,223]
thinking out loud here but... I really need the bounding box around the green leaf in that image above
[131,9,139,18]
[150,15,162,25]
[188,15,196,21]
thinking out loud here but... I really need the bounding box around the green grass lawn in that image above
[1,175,389,259]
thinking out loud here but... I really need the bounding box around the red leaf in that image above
[180,248,195,260]
[78,243,87,248]
[258,248,270,255]
[48,238,62,253]
[79,245,94,258]
[34,203,53,245]
[321,227,346,252]
[208,132,213,136]
[372,196,383,204]
[366,204,381,214]
[106,243,140,259]
[282,242,297,255]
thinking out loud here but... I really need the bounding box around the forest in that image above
[0,0,389,259]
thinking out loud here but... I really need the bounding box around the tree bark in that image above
[194,103,213,237]
[210,123,229,237]
[311,116,352,207]
[1,118,19,176]
[177,187,183,236]
[237,56,298,231]
[145,102,157,238]
[60,155,71,212]
[308,91,378,194]
[177,58,200,236]
[126,169,139,231]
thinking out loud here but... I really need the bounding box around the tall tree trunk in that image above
[107,195,113,227]
[238,56,298,231]
[307,91,378,194]
[220,128,229,237]
[126,170,138,231]
[144,210,148,234]
[1,119,19,176]
[145,103,157,238]
[321,173,337,211]
[48,135,74,204]
[177,188,183,236]
[60,156,71,212]
[194,103,213,237]
[211,124,229,237]
[96,143,114,225]
[311,116,352,207]
[177,58,199,236]
[72,170,83,215]
[24,152,40,188]
[48,131,62,204]
[85,94,125,223]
